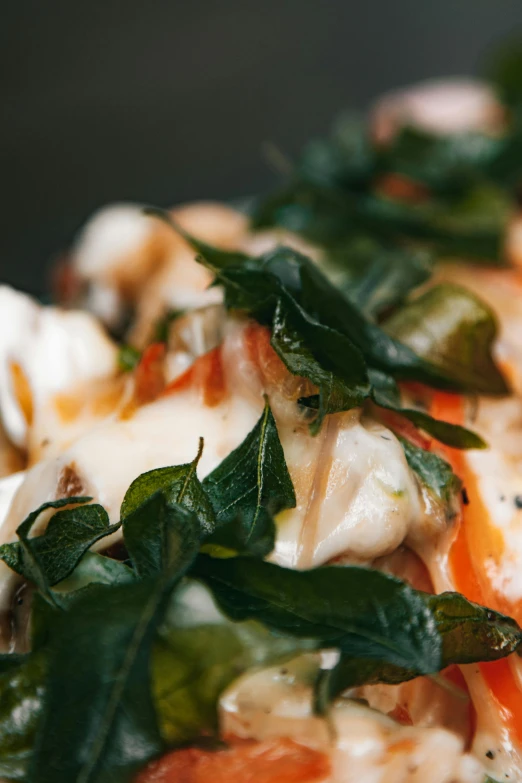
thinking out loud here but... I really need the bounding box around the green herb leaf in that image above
[368,368,486,449]
[324,238,434,318]
[426,591,522,665]
[153,581,315,745]
[203,401,296,556]
[0,653,46,781]
[53,552,136,594]
[383,283,508,395]
[117,345,141,373]
[399,438,462,504]
[194,555,441,671]
[271,297,370,434]
[0,498,120,596]
[124,497,203,579]
[315,591,522,711]
[29,462,207,783]
[29,579,167,783]
[487,38,522,109]
[121,439,215,541]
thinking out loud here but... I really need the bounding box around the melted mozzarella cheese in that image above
[0,319,440,597]
[273,411,433,569]
[220,661,484,783]
[0,287,117,450]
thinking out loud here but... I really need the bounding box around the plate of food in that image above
[2,41,522,783]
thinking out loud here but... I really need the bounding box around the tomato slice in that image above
[135,343,166,405]
[136,738,330,783]
[163,346,226,407]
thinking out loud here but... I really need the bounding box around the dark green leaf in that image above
[203,401,296,556]
[271,297,370,434]
[0,498,120,598]
[399,438,462,504]
[194,555,441,671]
[368,369,485,449]
[0,653,46,781]
[486,38,522,109]
[124,497,202,579]
[29,579,168,783]
[324,238,434,318]
[121,438,215,540]
[426,591,522,665]
[153,581,315,744]
[29,460,207,782]
[315,591,522,711]
[383,283,508,395]
[53,552,135,594]
[299,113,376,189]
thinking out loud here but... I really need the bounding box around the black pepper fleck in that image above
[515,495,522,509]
[461,488,469,506]
[486,750,495,760]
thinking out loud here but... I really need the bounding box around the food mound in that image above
[3,42,522,783]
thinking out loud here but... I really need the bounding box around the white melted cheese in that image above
[274,411,432,569]
[0,287,117,450]
[220,661,484,783]
[0,319,438,594]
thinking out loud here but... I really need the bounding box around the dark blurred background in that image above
[2,0,522,295]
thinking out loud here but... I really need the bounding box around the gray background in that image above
[2,0,522,294]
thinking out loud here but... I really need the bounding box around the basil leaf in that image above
[399,438,462,504]
[324,238,434,318]
[153,581,315,745]
[121,439,215,539]
[117,345,141,372]
[53,552,135,594]
[0,653,46,781]
[368,369,485,449]
[383,283,508,395]
[271,297,370,434]
[487,38,522,109]
[124,497,203,579]
[299,113,376,190]
[29,580,166,783]
[29,494,203,782]
[0,498,120,597]
[427,591,522,664]
[157,209,503,397]
[203,401,296,556]
[193,555,441,672]
[315,592,522,711]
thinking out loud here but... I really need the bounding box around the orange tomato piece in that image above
[430,390,522,746]
[135,343,166,405]
[136,738,330,783]
[163,346,226,407]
